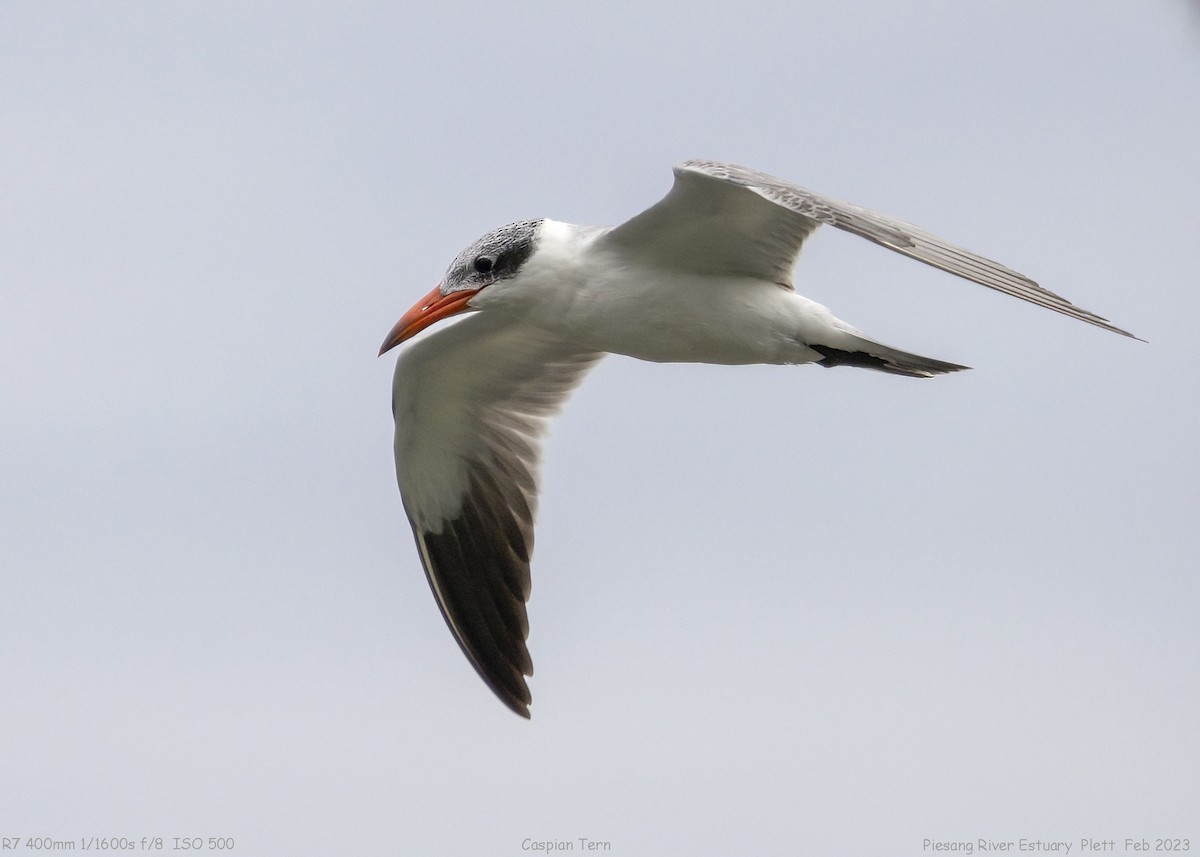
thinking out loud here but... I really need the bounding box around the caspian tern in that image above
[379,159,1137,718]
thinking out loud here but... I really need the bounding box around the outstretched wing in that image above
[391,313,602,717]
[602,159,1138,339]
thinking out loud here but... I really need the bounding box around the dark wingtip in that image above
[810,344,969,378]
[1097,320,1146,343]
[495,683,532,719]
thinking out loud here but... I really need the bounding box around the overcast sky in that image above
[2,2,1197,855]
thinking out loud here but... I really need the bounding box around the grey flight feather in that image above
[605,159,1140,340]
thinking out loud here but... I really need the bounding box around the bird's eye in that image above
[473,255,495,274]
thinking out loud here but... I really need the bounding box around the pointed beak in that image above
[378,284,477,356]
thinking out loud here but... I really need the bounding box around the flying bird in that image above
[379,160,1137,718]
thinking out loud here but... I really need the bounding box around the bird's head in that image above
[379,219,542,355]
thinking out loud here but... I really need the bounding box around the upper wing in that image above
[391,313,603,717]
[602,159,1138,339]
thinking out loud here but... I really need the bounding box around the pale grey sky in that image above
[2,2,1197,855]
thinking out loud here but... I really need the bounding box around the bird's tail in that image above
[809,336,969,378]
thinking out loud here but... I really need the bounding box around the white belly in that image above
[539,270,842,365]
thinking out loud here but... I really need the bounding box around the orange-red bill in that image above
[378,284,478,355]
